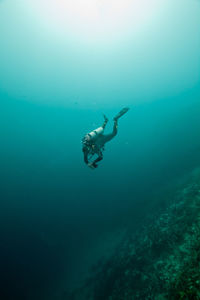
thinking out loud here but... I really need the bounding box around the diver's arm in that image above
[84,154,89,164]
[82,147,89,164]
[91,151,103,168]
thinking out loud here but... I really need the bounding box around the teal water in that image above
[0,1,200,299]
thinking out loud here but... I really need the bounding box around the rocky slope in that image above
[69,167,200,299]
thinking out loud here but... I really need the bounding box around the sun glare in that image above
[26,0,164,43]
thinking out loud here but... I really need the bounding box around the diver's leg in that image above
[101,107,129,143]
[101,120,118,144]
[102,114,108,129]
[112,120,118,136]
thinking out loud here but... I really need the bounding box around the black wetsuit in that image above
[82,121,118,168]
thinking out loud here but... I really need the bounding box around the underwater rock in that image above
[70,167,200,299]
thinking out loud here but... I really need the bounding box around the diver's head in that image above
[82,134,91,146]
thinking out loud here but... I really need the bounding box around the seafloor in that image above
[68,167,200,299]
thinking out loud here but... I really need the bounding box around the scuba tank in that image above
[82,126,104,144]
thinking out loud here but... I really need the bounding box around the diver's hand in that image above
[87,162,95,169]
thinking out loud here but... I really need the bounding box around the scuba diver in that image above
[82,107,130,169]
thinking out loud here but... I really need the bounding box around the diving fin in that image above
[113,107,130,121]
